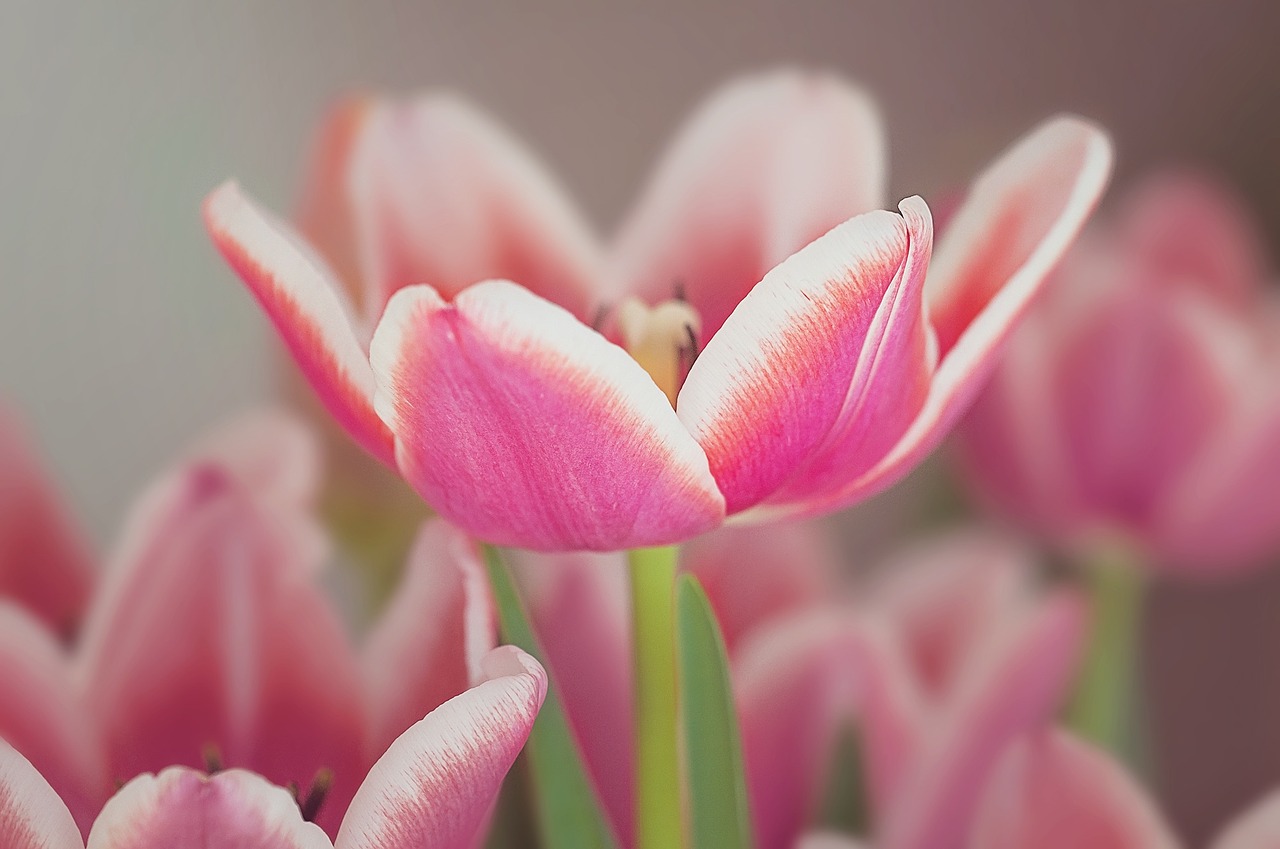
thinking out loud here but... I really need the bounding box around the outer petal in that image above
[369,280,724,550]
[611,68,886,340]
[835,118,1113,512]
[335,646,547,849]
[77,464,365,835]
[679,200,930,517]
[204,182,395,465]
[0,408,94,634]
[180,407,322,510]
[0,604,105,832]
[345,96,603,322]
[1213,790,1280,849]
[362,519,496,759]
[0,741,83,849]
[85,767,331,849]
[968,731,1179,849]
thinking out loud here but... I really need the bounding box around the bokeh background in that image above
[2,0,1278,840]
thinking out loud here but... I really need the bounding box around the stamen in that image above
[202,744,224,774]
[616,297,703,406]
[298,768,334,823]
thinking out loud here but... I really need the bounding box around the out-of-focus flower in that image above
[957,172,1280,575]
[0,643,546,849]
[204,69,1111,552]
[0,410,495,836]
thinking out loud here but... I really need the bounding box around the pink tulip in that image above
[0,643,546,849]
[957,171,1280,574]
[204,69,1112,552]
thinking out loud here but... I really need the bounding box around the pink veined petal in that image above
[334,646,547,849]
[369,280,724,551]
[1212,790,1280,849]
[611,68,887,340]
[204,181,395,466]
[733,612,925,849]
[680,519,840,655]
[0,408,95,635]
[346,95,603,323]
[0,740,84,849]
[968,730,1180,849]
[180,407,323,510]
[0,604,105,833]
[512,549,633,843]
[678,202,924,517]
[823,117,1113,513]
[362,518,496,760]
[76,464,366,836]
[85,767,332,849]
[879,591,1087,849]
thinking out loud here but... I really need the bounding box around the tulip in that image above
[204,69,1112,553]
[0,643,546,849]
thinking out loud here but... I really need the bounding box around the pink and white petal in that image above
[734,612,925,849]
[77,464,366,835]
[181,407,323,511]
[362,518,496,759]
[611,68,886,339]
[204,181,395,465]
[678,206,916,516]
[370,280,724,551]
[0,604,105,832]
[335,646,546,849]
[0,740,84,849]
[0,409,95,635]
[681,519,840,655]
[879,591,1087,849]
[1212,790,1280,849]
[350,95,603,321]
[86,767,331,849]
[968,731,1179,849]
[826,117,1113,511]
[512,549,633,842]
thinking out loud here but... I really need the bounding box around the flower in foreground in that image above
[957,171,1280,575]
[0,643,546,849]
[204,69,1112,551]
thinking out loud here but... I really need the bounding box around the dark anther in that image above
[298,768,334,823]
[202,744,224,774]
[679,322,701,377]
[591,303,609,332]
[673,280,688,302]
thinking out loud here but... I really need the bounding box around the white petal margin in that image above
[203,181,395,465]
[0,741,83,849]
[335,646,547,849]
[1213,790,1280,849]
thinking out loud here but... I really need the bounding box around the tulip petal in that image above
[0,408,94,634]
[204,182,395,465]
[968,731,1178,849]
[679,200,930,517]
[85,767,331,849]
[345,96,603,322]
[0,740,84,849]
[0,604,105,832]
[77,464,366,835]
[362,519,496,759]
[335,646,547,849]
[370,280,724,550]
[181,407,322,510]
[612,69,886,339]
[1212,790,1280,849]
[833,117,1113,510]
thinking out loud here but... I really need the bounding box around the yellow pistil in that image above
[616,297,702,406]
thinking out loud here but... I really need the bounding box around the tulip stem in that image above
[1066,543,1146,769]
[629,545,685,849]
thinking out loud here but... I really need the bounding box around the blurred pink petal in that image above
[1213,791,1280,849]
[969,730,1178,849]
[0,740,84,849]
[86,767,331,849]
[0,408,94,634]
[181,407,323,510]
[362,518,496,759]
[335,646,546,849]
[369,280,724,550]
[611,69,886,339]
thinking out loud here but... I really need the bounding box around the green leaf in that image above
[484,546,622,849]
[677,575,755,849]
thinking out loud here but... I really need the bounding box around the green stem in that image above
[630,545,684,849]
[1065,543,1146,767]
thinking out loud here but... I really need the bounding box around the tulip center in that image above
[616,296,702,406]
[200,744,332,823]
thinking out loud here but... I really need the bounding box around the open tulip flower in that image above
[957,171,1280,575]
[204,69,1112,552]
